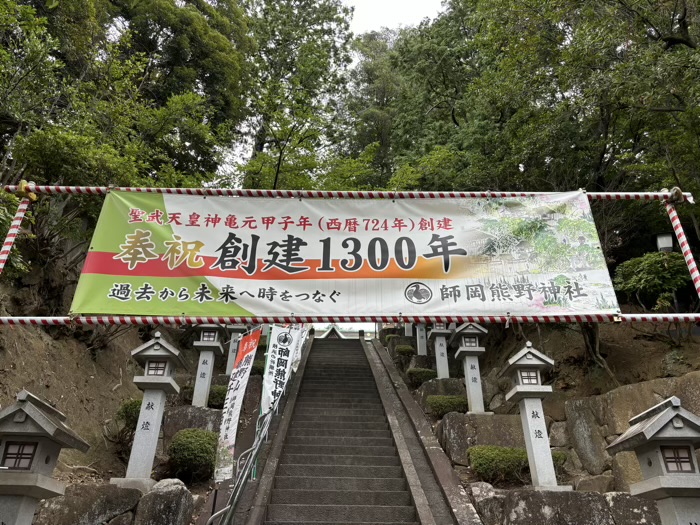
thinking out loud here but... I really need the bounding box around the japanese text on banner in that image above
[214,329,260,482]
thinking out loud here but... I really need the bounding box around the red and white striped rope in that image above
[0,197,30,276]
[1,313,700,326]
[2,184,693,201]
[665,202,700,300]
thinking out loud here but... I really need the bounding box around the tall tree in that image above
[237,0,352,189]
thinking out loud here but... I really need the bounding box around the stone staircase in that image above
[264,339,418,524]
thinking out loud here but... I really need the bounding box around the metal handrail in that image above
[205,393,276,525]
[207,334,311,525]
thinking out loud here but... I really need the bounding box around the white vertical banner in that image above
[214,329,260,482]
[261,324,303,415]
[291,326,307,373]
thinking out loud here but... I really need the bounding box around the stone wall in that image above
[470,482,660,525]
[435,369,700,492]
[34,479,195,525]
[562,370,700,491]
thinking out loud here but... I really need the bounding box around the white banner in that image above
[261,324,303,415]
[74,191,620,318]
[214,329,260,482]
[291,327,307,373]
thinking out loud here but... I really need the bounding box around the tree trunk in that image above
[580,322,620,387]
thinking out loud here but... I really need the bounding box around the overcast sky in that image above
[345,0,444,34]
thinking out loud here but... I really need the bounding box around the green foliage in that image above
[614,252,690,311]
[233,0,352,190]
[426,395,468,418]
[0,193,30,280]
[406,368,437,388]
[168,428,218,482]
[106,398,142,462]
[207,385,227,409]
[385,334,400,344]
[468,445,530,484]
[469,445,568,484]
[117,399,142,432]
[553,451,567,471]
[251,360,266,377]
[395,345,415,356]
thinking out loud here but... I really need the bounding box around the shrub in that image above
[468,446,569,484]
[469,446,529,484]
[379,328,398,345]
[385,334,400,345]
[208,385,227,409]
[407,368,437,388]
[552,450,567,473]
[117,399,142,431]
[613,251,690,311]
[395,345,415,356]
[104,399,141,461]
[168,428,218,482]
[426,395,468,417]
[251,360,266,376]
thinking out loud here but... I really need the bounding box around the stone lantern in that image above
[499,341,569,491]
[191,324,227,407]
[111,331,186,492]
[0,390,89,525]
[225,324,248,376]
[428,322,453,379]
[607,396,700,525]
[450,322,489,414]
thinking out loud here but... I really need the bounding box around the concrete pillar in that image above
[416,324,427,356]
[656,495,700,525]
[225,334,241,376]
[261,324,271,344]
[125,389,167,479]
[519,397,557,488]
[435,335,450,379]
[192,349,215,407]
[404,322,413,337]
[0,495,40,525]
[462,355,485,413]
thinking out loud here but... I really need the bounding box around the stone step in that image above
[287,427,392,439]
[301,380,377,386]
[296,392,380,400]
[295,400,383,408]
[266,504,416,523]
[279,454,400,466]
[304,370,375,383]
[304,367,370,371]
[274,476,407,491]
[294,405,385,413]
[283,444,397,457]
[276,464,403,479]
[285,436,395,447]
[300,385,378,392]
[292,414,386,423]
[266,522,418,525]
[270,489,410,506]
[290,416,387,426]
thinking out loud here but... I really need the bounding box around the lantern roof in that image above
[607,397,700,455]
[131,331,187,369]
[0,390,89,452]
[498,342,554,378]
